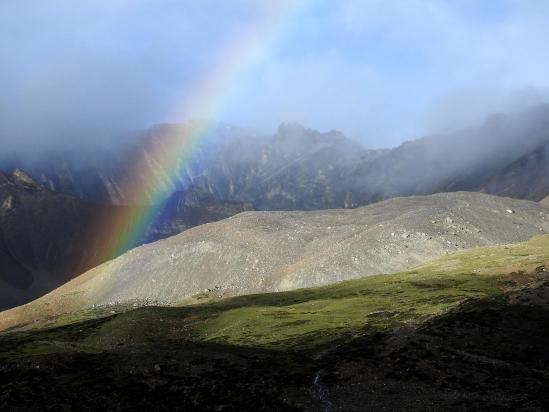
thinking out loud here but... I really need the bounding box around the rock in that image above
[11,169,41,190]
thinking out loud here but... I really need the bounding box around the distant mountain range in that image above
[8,104,549,210]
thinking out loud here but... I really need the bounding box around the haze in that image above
[2,0,549,151]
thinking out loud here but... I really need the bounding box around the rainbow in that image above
[94,1,305,264]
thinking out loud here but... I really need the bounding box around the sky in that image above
[2,0,549,150]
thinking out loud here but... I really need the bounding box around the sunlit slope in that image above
[1,235,548,353]
[96,235,549,350]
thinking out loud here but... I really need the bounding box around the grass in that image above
[2,235,549,355]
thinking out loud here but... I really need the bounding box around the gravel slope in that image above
[1,192,548,330]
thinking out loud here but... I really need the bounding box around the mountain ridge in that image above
[5,105,548,210]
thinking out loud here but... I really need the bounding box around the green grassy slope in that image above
[1,236,549,411]
[3,235,548,355]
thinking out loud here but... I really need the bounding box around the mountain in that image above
[14,122,379,209]
[0,168,131,310]
[0,170,254,310]
[144,185,254,242]
[189,122,384,210]
[8,123,257,205]
[197,106,549,207]
[343,106,549,205]
[2,191,547,331]
[477,139,549,200]
[8,105,549,211]
[1,235,548,410]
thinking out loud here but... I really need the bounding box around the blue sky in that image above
[2,0,549,149]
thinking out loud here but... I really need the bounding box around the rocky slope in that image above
[2,192,548,330]
[1,236,548,410]
[0,170,253,310]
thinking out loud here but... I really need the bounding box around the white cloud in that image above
[1,0,549,150]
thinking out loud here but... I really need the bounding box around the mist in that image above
[2,0,549,158]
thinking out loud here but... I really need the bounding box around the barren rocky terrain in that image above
[1,235,548,410]
[2,191,548,331]
[0,170,253,311]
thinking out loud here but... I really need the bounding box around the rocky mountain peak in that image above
[277,122,308,138]
[11,168,40,190]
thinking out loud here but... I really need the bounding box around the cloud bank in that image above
[1,0,549,152]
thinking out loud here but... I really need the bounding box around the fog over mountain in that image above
[4,3,549,410]
[3,1,549,153]
[4,104,548,210]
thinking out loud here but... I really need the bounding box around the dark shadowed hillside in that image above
[0,170,254,310]
[478,139,549,200]
[0,169,132,310]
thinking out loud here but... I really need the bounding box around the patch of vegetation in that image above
[1,236,549,411]
[2,236,547,356]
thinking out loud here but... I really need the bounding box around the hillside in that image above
[2,191,548,332]
[0,169,137,310]
[1,235,548,410]
[0,171,253,310]
[477,139,549,200]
